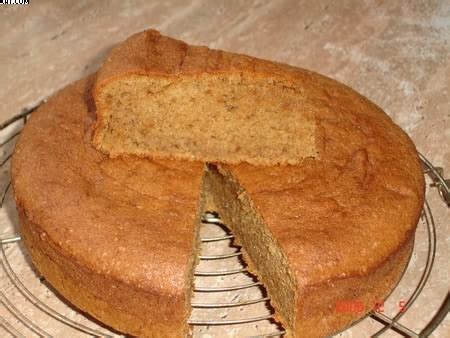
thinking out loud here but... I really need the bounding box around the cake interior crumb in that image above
[94,73,316,165]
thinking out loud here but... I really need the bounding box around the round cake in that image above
[11,30,425,338]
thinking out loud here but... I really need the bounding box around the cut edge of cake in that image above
[202,163,298,334]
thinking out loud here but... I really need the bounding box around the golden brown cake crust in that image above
[11,77,205,337]
[94,29,316,93]
[12,30,425,338]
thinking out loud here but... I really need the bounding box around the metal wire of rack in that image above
[0,105,449,337]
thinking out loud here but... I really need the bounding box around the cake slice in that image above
[92,29,318,165]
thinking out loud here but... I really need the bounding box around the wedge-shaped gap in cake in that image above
[195,163,299,335]
[189,211,285,337]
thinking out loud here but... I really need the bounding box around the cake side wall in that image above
[18,207,186,338]
[296,234,414,337]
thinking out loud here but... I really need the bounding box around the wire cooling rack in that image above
[0,105,449,337]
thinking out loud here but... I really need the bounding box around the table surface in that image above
[0,1,448,337]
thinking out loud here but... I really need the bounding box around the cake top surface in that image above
[12,77,204,293]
